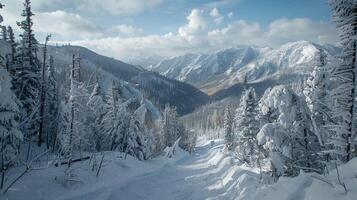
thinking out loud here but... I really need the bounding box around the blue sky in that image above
[133,0,333,34]
[1,0,338,60]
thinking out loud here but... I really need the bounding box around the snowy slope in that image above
[1,137,253,200]
[132,72,209,115]
[150,41,341,93]
[4,136,355,200]
[46,45,143,82]
[252,159,357,200]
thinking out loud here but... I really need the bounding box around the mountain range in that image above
[142,41,340,94]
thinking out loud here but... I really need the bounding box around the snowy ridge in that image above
[150,41,341,93]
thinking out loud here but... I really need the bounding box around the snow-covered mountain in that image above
[46,45,209,115]
[150,41,341,94]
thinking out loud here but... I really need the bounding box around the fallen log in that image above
[54,156,90,167]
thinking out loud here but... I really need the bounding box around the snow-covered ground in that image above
[2,137,357,200]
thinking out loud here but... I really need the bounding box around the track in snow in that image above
[3,138,261,200]
[59,139,260,200]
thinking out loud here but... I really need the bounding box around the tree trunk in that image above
[38,37,49,147]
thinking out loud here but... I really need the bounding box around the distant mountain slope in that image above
[211,79,277,101]
[47,45,208,115]
[131,72,209,115]
[47,45,142,81]
[150,41,341,94]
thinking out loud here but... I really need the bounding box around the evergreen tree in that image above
[224,105,235,151]
[44,56,58,150]
[126,105,153,160]
[13,0,40,139]
[38,35,51,147]
[102,81,126,151]
[161,105,180,148]
[0,67,23,190]
[58,59,89,165]
[1,25,6,40]
[257,85,322,178]
[7,26,16,66]
[0,10,23,189]
[87,82,108,152]
[303,49,330,145]
[16,0,38,66]
[235,88,260,165]
[328,0,357,162]
[115,100,133,152]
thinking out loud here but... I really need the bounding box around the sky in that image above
[1,0,339,61]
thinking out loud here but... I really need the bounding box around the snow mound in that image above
[252,158,357,200]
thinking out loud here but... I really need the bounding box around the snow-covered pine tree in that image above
[44,56,59,150]
[328,0,357,162]
[161,105,180,148]
[224,104,235,151]
[125,105,154,160]
[58,57,89,165]
[303,49,329,146]
[87,82,109,152]
[13,0,40,139]
[7,26,16,66]
[0,67,23,190]
[1,25,6,41]
[0,11,23,189]
[38,34,51,147]
[234,87,260,165]
[17,0,38,66]
[102,81,127,151]
[114,99,133,152]
[257,85,322,178]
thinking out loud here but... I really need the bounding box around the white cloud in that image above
[10,0,163,16]
[59,11,338,61]
[266,18,338,45]
[210,8,224,24]
[208,20,263,46]
[227,12,234,18]
[178,9,207,38]
[214,16,224,24]
[34,10,102,39]
[79,0,163,16]
[210,8,220,18]
[112,24,143,36]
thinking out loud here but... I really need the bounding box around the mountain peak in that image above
[148,41,340,93]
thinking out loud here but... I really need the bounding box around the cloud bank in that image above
[52,8,338,60]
